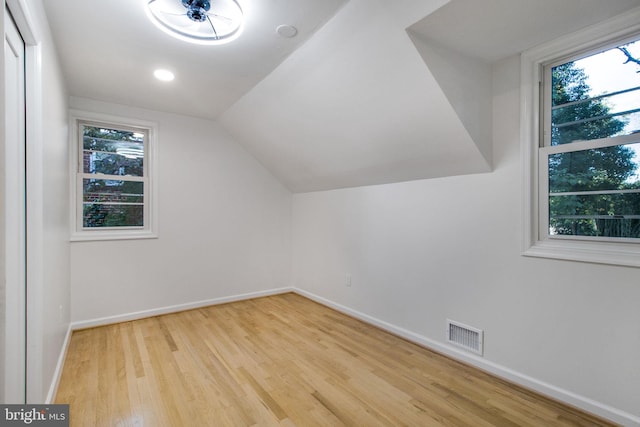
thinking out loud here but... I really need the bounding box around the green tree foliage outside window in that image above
[548,50,640,238]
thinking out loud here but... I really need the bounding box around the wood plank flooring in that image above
[55,293,616,426]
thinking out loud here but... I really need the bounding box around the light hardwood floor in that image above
[55,293,616,426]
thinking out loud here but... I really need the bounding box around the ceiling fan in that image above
[146,0,244,45]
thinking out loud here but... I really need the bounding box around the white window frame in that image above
[521,8,640,267]
[70,110,158,241]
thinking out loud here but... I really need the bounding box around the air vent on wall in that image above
[447,319,483,356]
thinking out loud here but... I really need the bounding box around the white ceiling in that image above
[42,0,348,119]
[409,0,640,62]
[43,0,640,192]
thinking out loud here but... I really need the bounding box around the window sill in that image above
[523,238,640,268]
[71,230,158,242]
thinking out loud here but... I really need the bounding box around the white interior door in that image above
[3,6,27,404]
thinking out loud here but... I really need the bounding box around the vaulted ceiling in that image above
[43,0,640,192]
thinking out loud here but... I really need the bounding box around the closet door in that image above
[3,6,27,404]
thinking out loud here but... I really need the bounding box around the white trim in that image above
[5,0,38,44]
[5,0,49,403]
[45,325,72,404]
[294,289,640,427]
[69,110,159,241]
[521,7,640,267]
[70,287,293,330]
[4,5,28,403]
[24,40,44,404]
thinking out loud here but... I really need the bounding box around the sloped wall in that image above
[220,0,491,192]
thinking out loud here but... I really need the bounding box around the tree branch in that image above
[618,47,640,72]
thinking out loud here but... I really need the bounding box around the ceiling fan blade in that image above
[206,15,220,39]
[156,11,189,17]
[205,12,234,23]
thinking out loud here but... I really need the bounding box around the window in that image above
[521,10,640,267]
[71,111,157,241]
[542,39,640,240]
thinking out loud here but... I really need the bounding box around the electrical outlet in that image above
[345,274,352,287]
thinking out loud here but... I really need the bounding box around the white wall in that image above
[69,98,292,323]
[36,0,70,402]
[292,56,640,424]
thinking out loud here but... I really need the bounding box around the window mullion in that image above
[79,172,146,182]
[554,107,640,129]
[541,133,640,155]
[541,65,552,148]
[551,85,640,110]
[538,150,550,240]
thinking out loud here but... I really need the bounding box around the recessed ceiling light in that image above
[145,0,244,45]
[276,24,298,38]
[154,69,175,82]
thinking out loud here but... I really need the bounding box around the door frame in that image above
[4,0,44,403]
[4,4,27,403]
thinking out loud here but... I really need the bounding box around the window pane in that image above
[82,125,144,176]
[82,150,144,176]
[548,142,640,238]
[83,204,144,228]
[82,179,144,228]
[551,39,640,145]
[549,193,640,237]
[83,179,143,204]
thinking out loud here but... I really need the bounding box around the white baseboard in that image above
[70,287,294,330]
[45,324,72,404]
[294,289,640,427]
